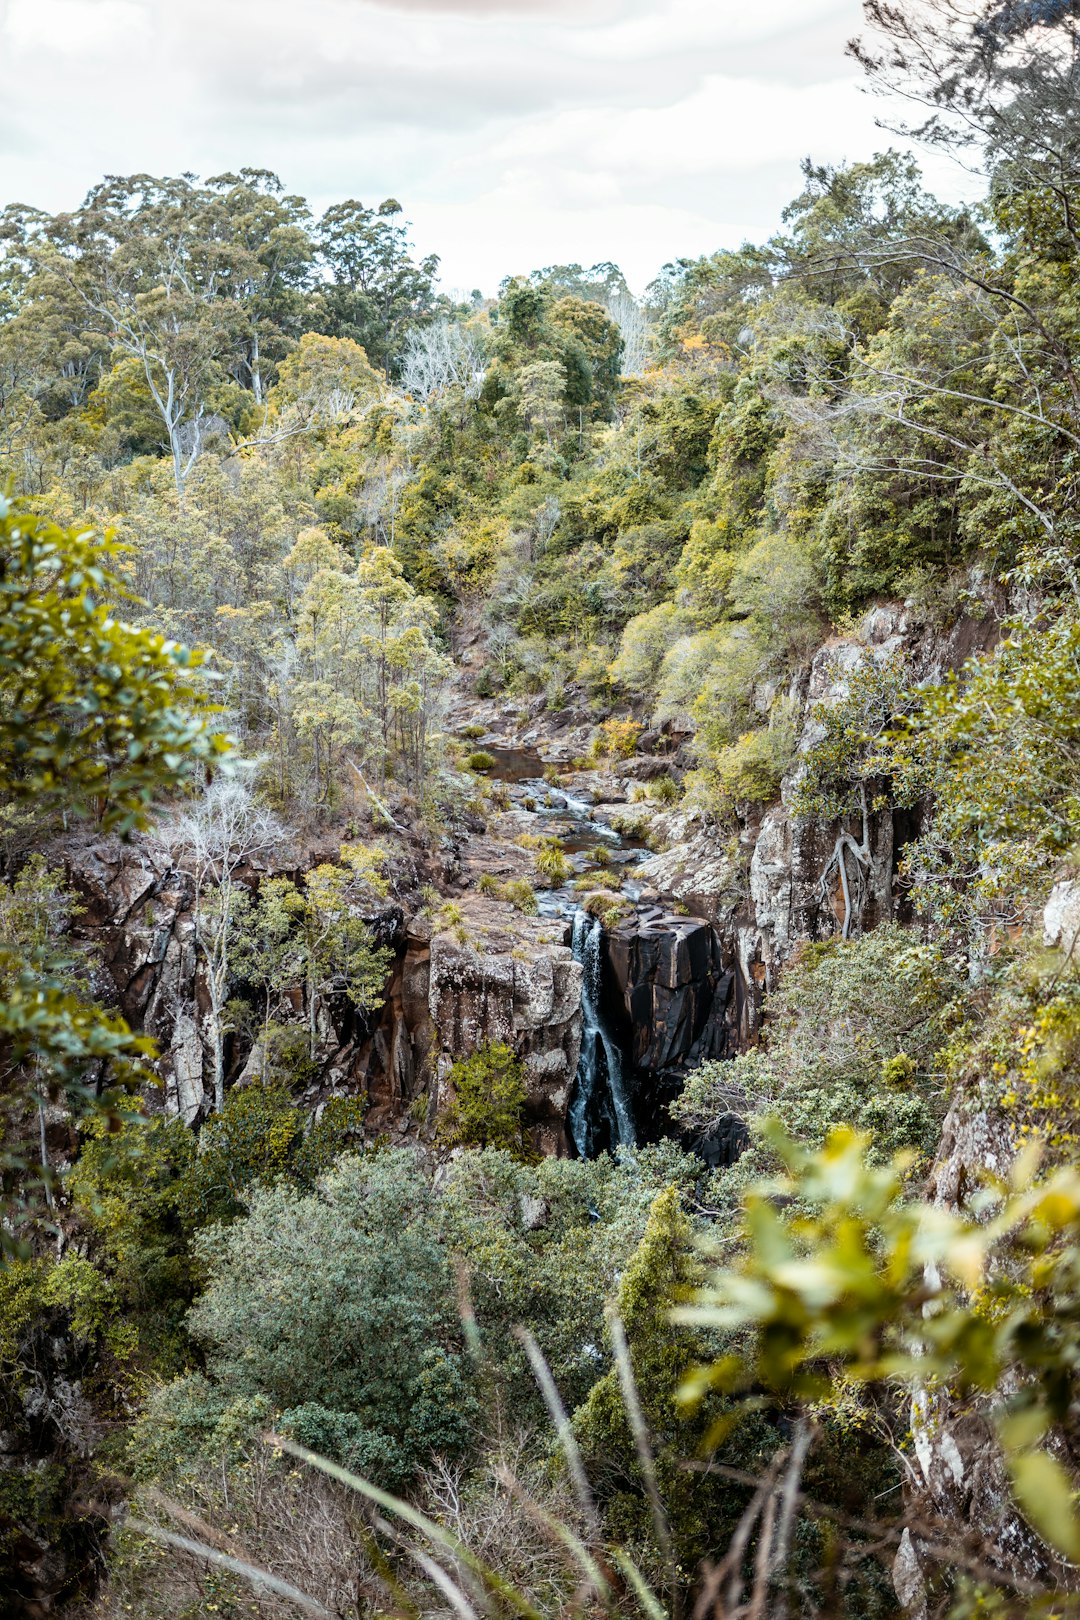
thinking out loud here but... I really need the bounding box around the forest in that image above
[4,0,1080,1616]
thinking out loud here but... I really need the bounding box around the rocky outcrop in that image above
[602,907,735,1140]
[60,835,207,1118]
[893,1091,1072,1612]
[1,1310,115,1615]
[890,872,1080,1612]
[425,901,584,1154]
[635,597,1000,1039]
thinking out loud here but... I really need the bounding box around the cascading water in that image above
[567,910,636,1159]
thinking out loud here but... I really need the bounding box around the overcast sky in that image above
[0,0,980,294]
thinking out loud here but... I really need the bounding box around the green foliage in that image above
[533,836,571,885]
[573,1187,729,1582]
[887,608,1080,936]
[436,1143,704,1418]
[68,1114,198,1371]
[439,1042,533,1160]
[0,496,228,829]
[184,1151,476,1488]
[675,924,955,1170]
[177,1084,303,1227]
[682,1124,1080,1564]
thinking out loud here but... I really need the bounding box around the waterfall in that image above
[567,911,636,1158]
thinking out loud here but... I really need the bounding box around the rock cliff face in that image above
[601,907,735,1140]
[57,838,585,1153]
[892,1094,1069,1615]
[424,903,584,1154]
[637,598,999,1039]
[52,598,998,1157]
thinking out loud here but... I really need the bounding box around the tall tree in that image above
[316,198,440,379]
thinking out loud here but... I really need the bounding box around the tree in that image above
[167,777,284,1113]
[206,168,315,405]
[400,319,487,403]
[0,494,229,1250]
[573,1185,715,1598]
[316,198,440,379]
[289,541,449,805]
[289,851,392,1061]
[267,331,382,428]
[41,175,240,498]
[0,494,228,829]
[438,1043,532,1160]
[184,1150,475,1488]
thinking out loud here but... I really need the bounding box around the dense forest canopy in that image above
[5,1,1080,1617]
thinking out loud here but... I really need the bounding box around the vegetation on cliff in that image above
[4,0,1080,1614]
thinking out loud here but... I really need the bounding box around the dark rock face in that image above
[892,1092,1073,1613]
[0,1312,113,1616]
[601,908,736,1143]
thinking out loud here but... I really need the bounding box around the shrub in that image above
[534,837,571,885]
[647,773,680,803]
[177,1084,302,1229]
[466,749,496,773]
[185,1152,476,1489]
[501,877,538,915]
[573,868,623,894]
[589,717,642,762]
[439,1043,533,1160]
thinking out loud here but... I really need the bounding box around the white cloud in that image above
[0,0,982,290]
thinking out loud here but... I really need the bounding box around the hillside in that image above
[4,5,1080,1616]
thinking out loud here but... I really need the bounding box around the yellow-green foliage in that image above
[681,1123,1080,1565]
[589,717,642,762]
[688,712,796,823]
[439,1043,533,1161]
[41,1255,137,1362]
[572,1188,732,1583]
[534,837,571,885]
[0,1261,42,1391]
[177,1083,366,1228]
[476,875,538,914]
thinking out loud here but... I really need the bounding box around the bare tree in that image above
[400,319,487,402]
[167,776,284,1112]
[606,289,651,377]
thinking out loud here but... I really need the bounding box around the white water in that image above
[567,910,637,1159]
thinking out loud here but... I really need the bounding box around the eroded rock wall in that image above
[637,598,999,1039]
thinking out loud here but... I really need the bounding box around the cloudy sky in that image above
[0,0,979,293]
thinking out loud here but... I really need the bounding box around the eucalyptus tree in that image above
[316,197,441,378]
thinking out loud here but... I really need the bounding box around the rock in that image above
[902,1092,1072,1589]
[603,911,736,1135]
[426,907,584,1151]
[166,1011,207,1124]
[613,755,674,782]
[892,1529,928,1620]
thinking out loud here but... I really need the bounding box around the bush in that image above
[185,1152,476,1489]
[589,717,642,762]
[534,837,571,885]
[466,749,496,773]
[177,1084,302,1228]
[439,1043,533,1160]
[502,877,539,914]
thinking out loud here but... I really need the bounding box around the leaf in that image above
[1007,1449,1080,1560]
